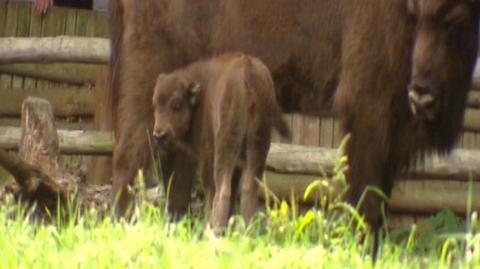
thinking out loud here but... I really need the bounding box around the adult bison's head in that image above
[407,0,479,123]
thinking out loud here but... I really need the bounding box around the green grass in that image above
[0,195,479,269]
[0,137,479,269]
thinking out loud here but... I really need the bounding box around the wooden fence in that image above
[0,2,110,184]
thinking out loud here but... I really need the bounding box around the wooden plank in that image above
[282,114,294,144]
[22,9,45,89]
[332,119,342,148]
[9,0,28,90]
[93,10,109,37]
[0,74,11,88]
[0,63,99,85]
[37,4,52,91]
[476,133,480,149]
[464,108,480,132]
[0,2,19,88]
[0,87,94,116]
[41,6,67,90]
[12,4,30,90]
[468,90,480,108]
[42,6,67,37]
[15,2,31,37]
[23,2,43,89]
[0,2,7,37]
[11,75,24,88]
[291,114,304,145]
[85,9,96,37]
[75,9,90,36]
[64,7,77,36]
[3,2,19,37]
[462,132,476,149]
[319,117,334,148]
[389,180,480,214]
[302,115,320,146]
[87,67,112,184]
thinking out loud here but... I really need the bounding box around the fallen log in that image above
[0,36,109,64]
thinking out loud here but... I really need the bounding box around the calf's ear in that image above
[156,73,167,84]
[187,82,202,106]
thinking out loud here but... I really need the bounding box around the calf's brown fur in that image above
[109,0,479,242]
[152,54,290,229]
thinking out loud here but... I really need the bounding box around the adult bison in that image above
[109,0,479,236]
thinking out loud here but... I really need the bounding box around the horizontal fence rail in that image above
[1,127,480,213]
[0,36,109,64]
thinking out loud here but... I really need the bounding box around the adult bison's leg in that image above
[110,66,157,216]
[343,126,390,233]
[111,120,152,216]
[109,0,196,217]
[337,110,395,259]
[334,69,405,245]
[166,149,197,218]
[334,6,412,245]
[110,40,176,217]
[335,71,411,260]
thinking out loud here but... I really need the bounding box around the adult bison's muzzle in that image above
[407,79,439,121]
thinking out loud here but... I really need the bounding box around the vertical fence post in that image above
[87,66,112,185]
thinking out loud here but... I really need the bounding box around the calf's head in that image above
[152,73,201,147]
[407,0,479,122]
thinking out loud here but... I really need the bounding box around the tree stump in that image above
[0,97,79,215]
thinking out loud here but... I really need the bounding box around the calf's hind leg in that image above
[241,127,270,225]
[211,128,244,232]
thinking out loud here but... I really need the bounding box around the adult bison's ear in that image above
[187,82,202,106]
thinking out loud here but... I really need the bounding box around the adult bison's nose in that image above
[408,82,438,121]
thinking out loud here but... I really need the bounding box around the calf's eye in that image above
[171,101,182,112]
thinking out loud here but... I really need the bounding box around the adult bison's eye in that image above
[171,101,182,112]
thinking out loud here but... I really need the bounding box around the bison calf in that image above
[152,53,291,230]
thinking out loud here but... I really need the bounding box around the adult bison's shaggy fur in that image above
[109,0,479,236]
